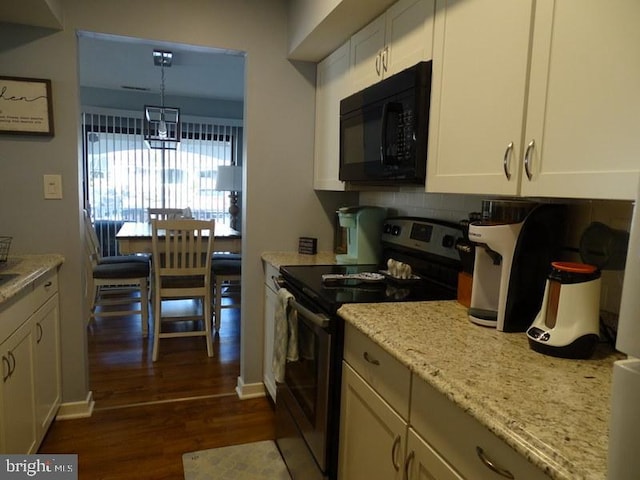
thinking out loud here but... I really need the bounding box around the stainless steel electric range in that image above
[275,216,464,480]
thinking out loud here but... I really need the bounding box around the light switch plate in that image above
[44,174,63,199]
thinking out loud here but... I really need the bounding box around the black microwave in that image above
[339,61,432,185]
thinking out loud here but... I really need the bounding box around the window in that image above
[82,111,242,254]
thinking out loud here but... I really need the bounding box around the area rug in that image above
[183,440,291,480]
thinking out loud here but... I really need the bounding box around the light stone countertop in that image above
[338,300,621,480]
[0,255,65,305]
[261,251,338,269]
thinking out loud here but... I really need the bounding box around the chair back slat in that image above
[151,219,214,278]
[147,208,189,222]
[83,209,103,266]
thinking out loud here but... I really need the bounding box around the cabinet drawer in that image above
[344,322,411,419]
[32,271,58,309]
[411,376,550,480]
[0,271,58,342]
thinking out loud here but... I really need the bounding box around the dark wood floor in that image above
[39,295,277,479]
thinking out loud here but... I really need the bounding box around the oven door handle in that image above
[273,275,286,290]
[288,298,331,329]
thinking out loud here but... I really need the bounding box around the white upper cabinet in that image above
[314,41,351,191]
[426,0,534,197]
[351,0,435,92]
[520,0,640,200]
[427,0,640,200]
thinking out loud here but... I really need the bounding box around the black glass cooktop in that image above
[280,263,456,314]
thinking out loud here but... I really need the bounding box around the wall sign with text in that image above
[0,76,54,136]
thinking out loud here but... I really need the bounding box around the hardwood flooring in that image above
[39,295,277,479]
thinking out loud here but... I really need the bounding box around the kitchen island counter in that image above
[338,300,620,480]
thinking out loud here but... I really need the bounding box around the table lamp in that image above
[215,165,242,230]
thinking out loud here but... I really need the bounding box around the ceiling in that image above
[78,32,246,102]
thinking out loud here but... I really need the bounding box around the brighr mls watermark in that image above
[0,456,77,479]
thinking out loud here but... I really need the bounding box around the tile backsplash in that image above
[359,187,634,316]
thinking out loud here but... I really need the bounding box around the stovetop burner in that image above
[280,216,464,314]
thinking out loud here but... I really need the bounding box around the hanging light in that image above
[144,50,180,150]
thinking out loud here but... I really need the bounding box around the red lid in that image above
[551,261,598,274]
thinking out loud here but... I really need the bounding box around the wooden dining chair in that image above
[147,208,190,222]
[83,210,151,336]
[150,218,214,361]
[211,253,241,333]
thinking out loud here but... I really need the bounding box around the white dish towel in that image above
[273,287,299,383]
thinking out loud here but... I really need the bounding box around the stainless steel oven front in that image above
[275,293,335,480]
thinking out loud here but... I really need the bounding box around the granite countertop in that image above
[0,255,65,304]
[261,251,338,269]
[338,300,621,480]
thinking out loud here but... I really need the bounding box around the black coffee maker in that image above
[468,200,567,332]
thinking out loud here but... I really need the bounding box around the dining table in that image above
[116,221,241,255]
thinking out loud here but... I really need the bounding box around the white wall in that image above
[0,0,342,404]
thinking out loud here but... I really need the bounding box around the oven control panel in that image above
[381,217,462,262]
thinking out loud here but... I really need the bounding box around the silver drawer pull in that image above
[363,351,380,365]
[476,446,514,479]
[391,434,401,471]
[44,281,53,288]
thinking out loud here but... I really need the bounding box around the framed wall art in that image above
[0,76,54,136]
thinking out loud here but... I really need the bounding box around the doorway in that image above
[78,31,246,408]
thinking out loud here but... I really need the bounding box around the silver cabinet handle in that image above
[375,52,382,76]
[363,351,380,365]
[403,450,415,480]
[523,139,535,181]
[391,434,402,471]
[8,351,15,377]
[36,322,44,344]
[476,447,515,479]
[2,356,10,382]
[382,45,389,73]
[44,281,53,288]
[503,142,514,180]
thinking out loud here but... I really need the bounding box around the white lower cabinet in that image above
[0,269,61,453]
[411,376,550,480]
[33,294,61,436]
[262,261,279,401]
[0,319,36,454]
[339,323,550,480]
[339,362,407,480]
[406,427,463,480]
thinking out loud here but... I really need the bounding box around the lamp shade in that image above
[215,166,242,191]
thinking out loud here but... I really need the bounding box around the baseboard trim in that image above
[56,391,95,419]
[235,377,266,399]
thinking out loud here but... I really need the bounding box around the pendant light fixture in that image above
[144,50,180,150]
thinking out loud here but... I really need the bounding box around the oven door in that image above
[276,296,332,479]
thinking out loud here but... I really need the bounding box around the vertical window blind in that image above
[82,110,242,255]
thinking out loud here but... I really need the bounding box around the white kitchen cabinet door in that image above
[338,362,406,480]
[314,41,351,191]
[351,0,434,93]
[520,0,640,200]
[384,0,435,77]
[33,294,61,437]
[262,262,279,401]
[406,428,464,480]
[426,0,534,196]
[350,14,386,92]
[0,320,36,454]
